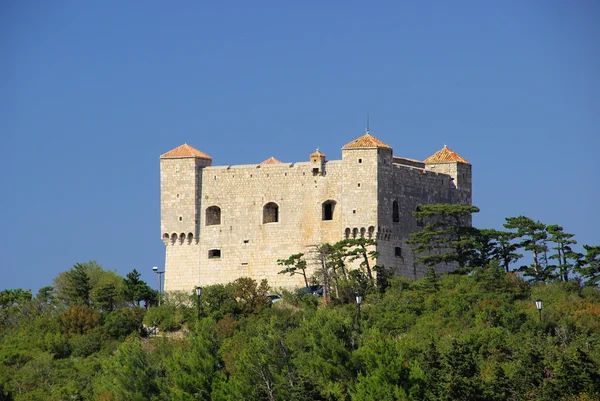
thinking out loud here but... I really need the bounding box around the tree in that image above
[575,245,600,287]
[504,216,550,282]
[231,277,270,315]
[0,289,32,309]
[489,229,522,273]
[57,263,91,306]
[96,338,158,401]
[123,269,155,307]
[93,283,118,312]
[344,238,379,285]
[408,204,480,273]
[278,253,310,289]
[546,224,579,281]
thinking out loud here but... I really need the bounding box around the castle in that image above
[160,132,472,292]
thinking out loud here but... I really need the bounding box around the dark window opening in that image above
[352,228,358,238]
[206,206,221,226]
[360,227,366,238]
[395,247,402,257]
[208,249,221,259]
[263,202,279,223]
[322,200,335,221]
[393,201,400,223]
[243,239,249,244]
[312,168,319,176]
[358,159,362,163]
[345,228,351,239]
[368,226,375,238]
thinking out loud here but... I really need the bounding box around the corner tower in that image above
[424,145,472,206]
[341,132,392,240]
[160,144,212,290]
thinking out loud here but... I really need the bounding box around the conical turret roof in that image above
[160,143,212,159]
[259,156,283,165]
[342,132,392,150]
[423,145,470,164]
[310,149,326,158]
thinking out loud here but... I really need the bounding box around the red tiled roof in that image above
[310,149,326,158]
[160,143,212,159]
[259,156,283,165]
[423,145,470,164]
[342,132,392,150]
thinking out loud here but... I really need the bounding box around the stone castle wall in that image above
[160,137,472,293]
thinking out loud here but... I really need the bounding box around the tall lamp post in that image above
[195,286,203,318]
[153,266,164,306]
[535,299,543,323]
[356,294,363,332]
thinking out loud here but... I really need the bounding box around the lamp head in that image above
[195,286,202,297]
[356,295,363,305]
[535,299,543,311]
[152,266,158,272]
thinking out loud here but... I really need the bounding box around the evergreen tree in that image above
[123,269,155,307]
[489,229,522,273]
[343,238,379,285]
[278,253,310,289]
[575,245,600,286]
[408,204,480,273]
[59,263,91,306]
[547,224,579,281]
[504,216,550,282]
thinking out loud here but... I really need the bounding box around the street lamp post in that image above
[195,286,203,318]
[153,266,164,306]
[356,294,363,332]
[535,299,543,323]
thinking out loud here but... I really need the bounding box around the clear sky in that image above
[1,1,598,292]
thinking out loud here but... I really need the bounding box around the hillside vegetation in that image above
[1,206,599,400]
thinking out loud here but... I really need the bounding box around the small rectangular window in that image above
[395,247,402,257]
[358,159,362,163]
[208,249,221,259]
[312,168,319,176]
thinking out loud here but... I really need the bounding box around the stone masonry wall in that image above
[161,143,471,293]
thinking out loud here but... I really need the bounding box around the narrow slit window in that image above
[393,201,400,223]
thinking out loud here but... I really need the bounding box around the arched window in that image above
[416,206,424,227]
[393,200,400,223]
[179,233,186,244]
[360,227,366,238]
[352,228,358,239]
[163,233,169,241]
[187,233,194,243]
[263,202,279,224]
[368,226,375,238]
[206,206,221,226]
[170,233,177,244]
[322,200,336,221]
[345,228,351,239]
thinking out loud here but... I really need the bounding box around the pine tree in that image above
[575,245,600,286]
[504,216,550,282]
[546,224,579,281]
[60,263,91,306]
[407,204,480,273]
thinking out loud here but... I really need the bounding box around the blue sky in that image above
[1,1,598,292]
